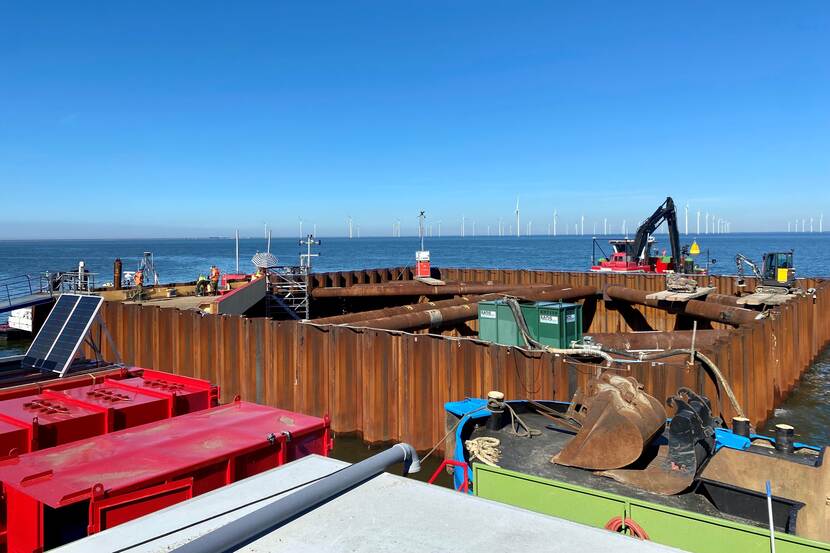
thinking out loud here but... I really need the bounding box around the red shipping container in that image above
[0,400,331,553]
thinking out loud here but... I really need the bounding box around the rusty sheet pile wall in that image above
[92,269,830,451]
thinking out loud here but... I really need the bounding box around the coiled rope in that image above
[465,437,501,466]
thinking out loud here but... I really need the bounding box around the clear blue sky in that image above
[2,2,828,238]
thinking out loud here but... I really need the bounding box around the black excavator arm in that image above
[630,197,683,267]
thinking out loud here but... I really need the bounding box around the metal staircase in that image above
[266,267,309,320]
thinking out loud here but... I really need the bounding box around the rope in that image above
[465,437,501,466]
[505,402,541,438]
[418,404,487,465]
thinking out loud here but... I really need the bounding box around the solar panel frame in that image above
[22,294,103,377]
[22,295,80,370]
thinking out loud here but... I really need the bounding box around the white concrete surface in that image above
[55,454,686,553]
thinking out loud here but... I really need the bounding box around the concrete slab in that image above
[55,455,685,553]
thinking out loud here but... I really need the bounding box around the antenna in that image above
[299,234,321,272]
[418,210,426,251]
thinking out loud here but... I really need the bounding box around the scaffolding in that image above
[263,235,320,321]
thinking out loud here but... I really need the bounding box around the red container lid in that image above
[0,394,105,429]
[0,401,326,508]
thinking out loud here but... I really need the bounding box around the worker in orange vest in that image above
[209,265,221,294]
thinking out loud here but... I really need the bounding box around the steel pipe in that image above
[313,285,598,325]
[172,443,420,553]
[312,294,487,325]
[604,285,760,326]
[351,286,598,331]
[311,281,555,298]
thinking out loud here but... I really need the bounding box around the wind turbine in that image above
[684,204,689,235]
[515,197,521,237]
[553,210,558,237]
[697,210,701,235]
[347,216,353,239]
[580,215,584,236]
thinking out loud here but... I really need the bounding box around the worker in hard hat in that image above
[209,265,221,295]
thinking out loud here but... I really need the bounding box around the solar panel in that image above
[22,294,104,377]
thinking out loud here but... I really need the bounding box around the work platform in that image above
[55,455,683,553]
[646,286,715,302]
[737,291,798,307]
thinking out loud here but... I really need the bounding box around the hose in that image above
[599,346,744,420]
[504,297,616,366]
[503,297,744,420]
[604,516,650,540]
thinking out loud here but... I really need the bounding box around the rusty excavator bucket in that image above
[601,387,719,495]
[553,373,666,471]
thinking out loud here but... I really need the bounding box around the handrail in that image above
[0,274,45,309]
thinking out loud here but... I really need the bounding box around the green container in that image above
[477,300,581,347]
[535,302,582,348]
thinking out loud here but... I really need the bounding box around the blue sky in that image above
[1,2,828,238]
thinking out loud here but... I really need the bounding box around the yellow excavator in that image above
[735,250,796,293]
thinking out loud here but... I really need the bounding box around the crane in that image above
[592,196,701,274]
[630,197,683,268]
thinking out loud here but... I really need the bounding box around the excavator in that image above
[591,197,704,274]
[735,251,796,293]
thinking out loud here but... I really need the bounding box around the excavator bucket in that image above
[601,388,719,495]
[553,373,666,471]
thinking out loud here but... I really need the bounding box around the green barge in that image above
[445,380,830,553]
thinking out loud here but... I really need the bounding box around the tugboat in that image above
[591,197,706,274]
[443,374,830,552]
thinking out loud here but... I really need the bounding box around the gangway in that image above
[0,275,54,314]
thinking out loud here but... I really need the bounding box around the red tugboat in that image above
[591,197,705,274]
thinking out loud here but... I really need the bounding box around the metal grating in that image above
[22,294,104,376]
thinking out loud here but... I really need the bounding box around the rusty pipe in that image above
[313,284,598,324]
[603,285,760,326]
[311,281,556,298]
[350,286,599,331]
[312,294,487,325]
